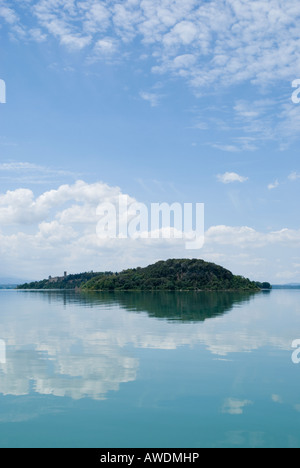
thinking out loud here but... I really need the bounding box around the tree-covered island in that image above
[17,259,271,292]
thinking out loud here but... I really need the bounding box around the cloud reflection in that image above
[0,290,298,402]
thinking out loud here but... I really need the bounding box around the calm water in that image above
[0,289,299,448]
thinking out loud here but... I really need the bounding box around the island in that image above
[17,259,271,292]
[17,271,109,290]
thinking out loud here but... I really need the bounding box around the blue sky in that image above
[0,0,300,283]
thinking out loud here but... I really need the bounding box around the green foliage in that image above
[82,259,263,292]
[255,281,272,290]
[81,290,258,322]
[17,259,271,292]
[17,271,113,290]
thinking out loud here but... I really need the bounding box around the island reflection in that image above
[33,289,258,322]
[0,290,276,403]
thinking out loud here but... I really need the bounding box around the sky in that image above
[0,0,300,283]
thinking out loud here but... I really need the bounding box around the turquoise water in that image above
[0,289,299,448]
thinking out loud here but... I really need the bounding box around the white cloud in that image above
[234,101,261,119]
[206,225,300,248]
[217,172,249,184]
[139,91,162,107]
[59,33,92,50]
[222,398,253,415]
[163,21,199,47]
[28,27,47,42]
[275,270,300,281]
[268,180,280,190]
[0,4,18,25]
[0,161,72,175]
[2,0,300,88]
[81,1,111,35]
[1,1,300,150]
[0,162,40,171]
[0,282,300,404]
[271,394,283,404]
[213,145,240,153]
[32,0,93,50]
[289,172,300,181]
[93,37,118,56]
[0,161,82,187]
[0,180,123,225]
[172,54,197,69]
[0,179,300,282]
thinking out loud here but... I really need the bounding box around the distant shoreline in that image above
[7,285,300,292]
[13,288,263,292]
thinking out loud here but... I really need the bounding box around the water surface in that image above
[0,289,299,448]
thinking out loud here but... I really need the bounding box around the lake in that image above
[0,289,299,448]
